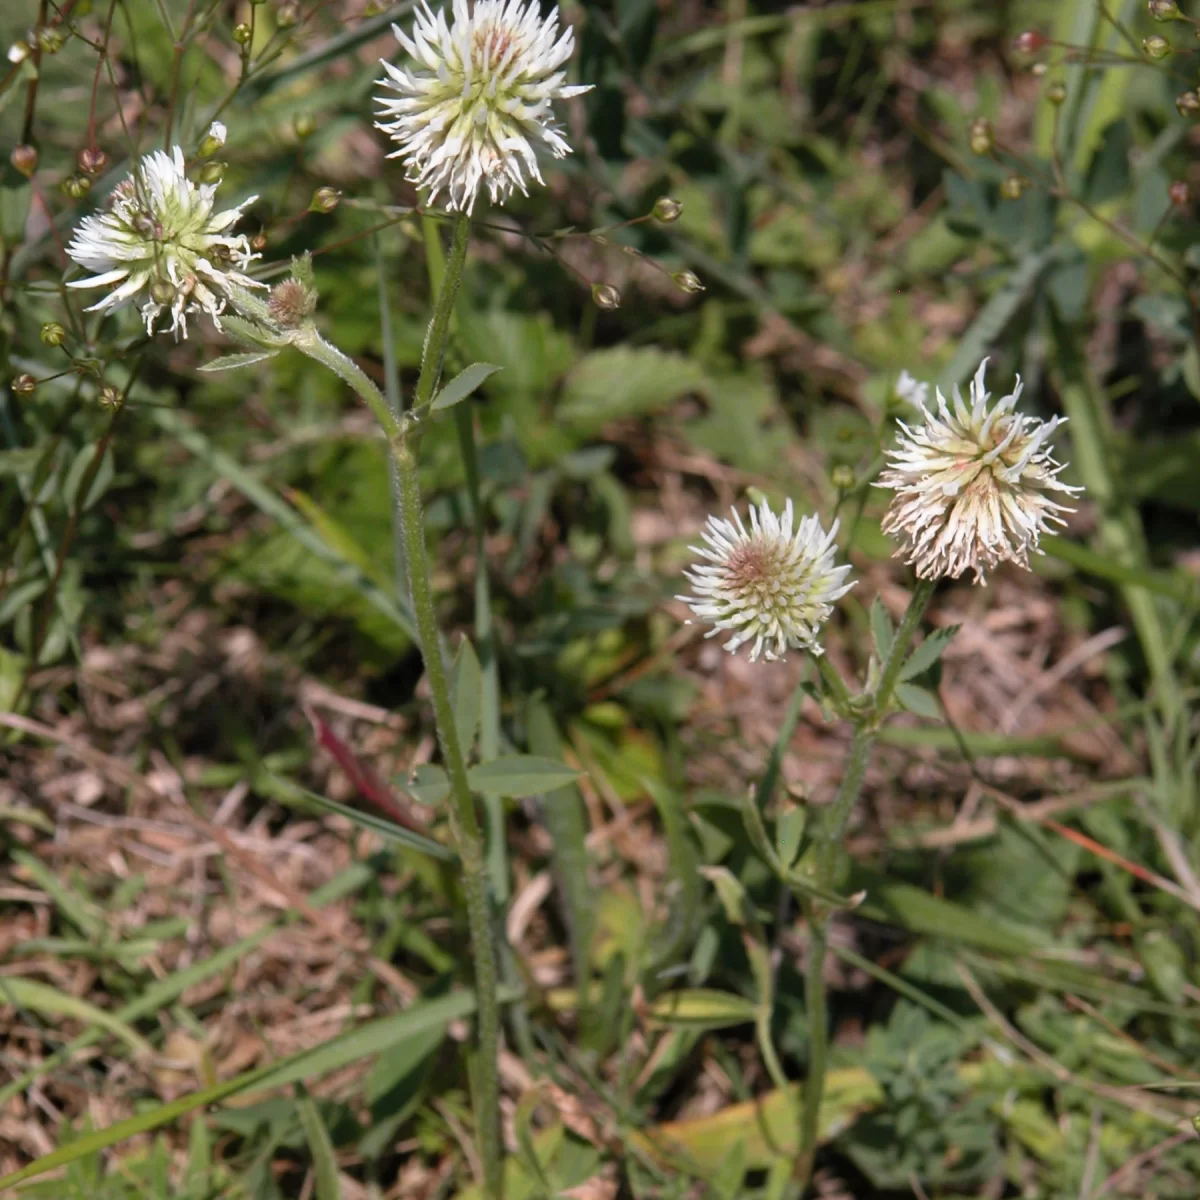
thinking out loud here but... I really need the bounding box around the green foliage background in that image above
[3,0,1200,1197]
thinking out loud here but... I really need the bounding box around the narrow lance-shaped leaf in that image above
[466,755,581,797]
[450,638,482,757]
[197,350,280,372]
[430,362,503,412]
[295,1084,342,1200]
[898,624,960,682]
[869,595,895,662]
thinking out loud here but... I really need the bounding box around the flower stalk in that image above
[285,230,503,1197]
[794,576,934,1189]
[415,213,470,410]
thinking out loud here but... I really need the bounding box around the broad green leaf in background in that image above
[558,345,710,433]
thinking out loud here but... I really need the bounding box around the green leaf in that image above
[0,978,155,1059]
[450,638,482,756]
[0,864,373,1110]
[700,865,751,927]
[850,868,1041,954]
[401,763,450,806]
[269,776,455,861]
[527,700,594,995]
[430,362,503,412]
[466,755,581,797]
[897,625,960,682]
[0,161,32,248]
[869,596,894,662]
[295,1084,341,1200]
[9,848,104,938]
[939,247,1056,390]
[148,407,416,640]
[63,442,115,512]
[1042,534,1192,602]
[197,350,279,372]
[559,345,710,433]
[775,804,806,871]
[894,682,941,719]
[0,990,499,1191]
[645,988,759,1030]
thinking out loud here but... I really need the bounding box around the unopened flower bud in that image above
[37,26,65,54]
[61,174,91,198]
[1169,180,1190,207]
[40,321,66,346]
[7,41,30,63]
[1000,174,1030,200]
[78,147,107,175]
[1143,34,1171,58]
[1012,30,1045,55]
[653,196,683,223]
[11,373,36,395]
[1030,61,1048,76]
[1176,90,1200,116]
[310,186,341,213]
[672,269,705,294]
[98,384,123,409]
[198,121,227,156]
[10,144,37,177]
[197,160,225,184]
[830,464,855,491]
[1046,82,1067,105]
[591,282,620,310]
[268,278,317,327]
[968,117,994,156]
[276,1,301,28]
[233,22,252,44]
[150,278,177,305]
[294,113,316,139]
[1149,0,1180,20]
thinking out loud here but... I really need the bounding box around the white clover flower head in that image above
[677,498,854,663]
[375,0,592,214]
[878,358,1083,584]
[65,147,261,339]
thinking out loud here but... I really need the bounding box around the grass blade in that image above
[0,989,497,1190]
[527,698,594,995]
[295,1083,343,1200]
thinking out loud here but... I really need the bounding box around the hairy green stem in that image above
[873,577,935,721]
[415,213,470,412]
[295,274,503,1195]
[794,577,934,1189]
[394,436,503,1198]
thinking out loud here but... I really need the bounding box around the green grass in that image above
[3,0,1200,1197]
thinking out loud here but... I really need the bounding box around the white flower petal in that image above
[677,499,854,663]
[877,360,1083,583]
[64,147,261,341]
[375,0,592,213]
